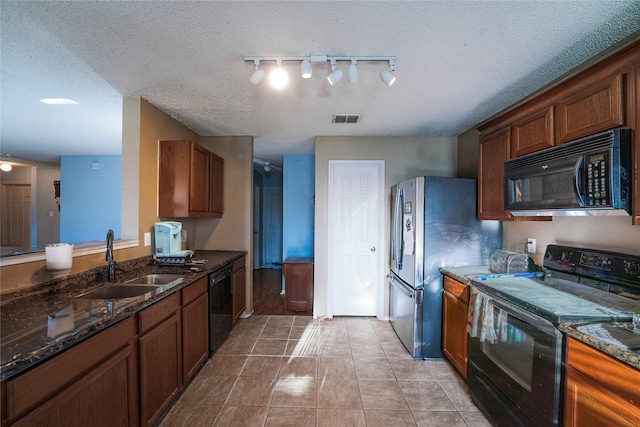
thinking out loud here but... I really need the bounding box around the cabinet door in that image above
[478,128,512,220]
[232,256,246,324]
[564,365,639,427]
[189,143,211,214]
[3,317,137,426]
[209,152,224,215]
[511,106,554,157]
[564,337,640,426]
[283,261,313,313]
[158,140,191,218]
[12,341,138,427]
[442,277,469,379]
[556,72,624,143]
[182,292,209,383]
[139,311,182,427]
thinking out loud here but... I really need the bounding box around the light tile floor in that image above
[160,315,492,427]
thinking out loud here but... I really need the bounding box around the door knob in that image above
[371,247,376,252]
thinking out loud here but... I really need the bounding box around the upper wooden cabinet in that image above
[478,127,512,220]
[158,140,224,218]
[556,72,625,144]
[477,37,640,224]
[511,105,555,157]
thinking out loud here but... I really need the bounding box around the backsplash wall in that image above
[504,216,640,265]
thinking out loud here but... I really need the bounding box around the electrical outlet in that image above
[144,232,151,247]
[527,238,537,255]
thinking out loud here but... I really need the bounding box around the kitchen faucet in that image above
[106,229,117,282]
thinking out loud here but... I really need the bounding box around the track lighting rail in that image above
[245,54,397,87]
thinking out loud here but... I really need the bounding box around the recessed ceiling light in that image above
[40,98,79,105]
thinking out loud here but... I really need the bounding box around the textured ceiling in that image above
[2,1,640,166]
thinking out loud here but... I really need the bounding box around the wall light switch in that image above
[527,238,536,255]
[144,232,151,247]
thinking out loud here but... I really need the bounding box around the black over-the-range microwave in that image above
[504,129,632,216]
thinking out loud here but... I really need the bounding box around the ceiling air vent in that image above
[332,114,361,124]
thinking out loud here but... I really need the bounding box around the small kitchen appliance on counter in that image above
[153,221,193,265]
[467,244,640,427]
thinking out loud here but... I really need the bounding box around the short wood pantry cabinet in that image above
[0,277,209,427]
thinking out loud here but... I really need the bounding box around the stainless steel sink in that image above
[76,285,159,300]
[124,274,185,285]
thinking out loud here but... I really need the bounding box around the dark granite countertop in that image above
[0,250,244,380]
[441,267,640,372]
[440,266,492,286]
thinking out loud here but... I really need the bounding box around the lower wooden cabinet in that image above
[442,276,470,378]
[232,256,246,324]
[564,337,640,426]
[283,258,314,314]
[181,278,209,383]
[1,317,138,427]
[138,293,182,427]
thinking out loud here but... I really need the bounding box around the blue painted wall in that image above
[282,155,314,259]
[60,155,122,242]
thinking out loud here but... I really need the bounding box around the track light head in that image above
[269,59,288,89]
[327,60,343,86]
[347,60,358,83]
[380,59,396,86]
[300,58,312,78]
[250,60,265,85]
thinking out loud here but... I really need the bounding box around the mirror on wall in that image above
[1,4,124,260]
[0,154,122,257]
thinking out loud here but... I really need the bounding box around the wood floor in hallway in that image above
[252,268,311,316]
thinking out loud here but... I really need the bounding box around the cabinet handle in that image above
[371,246,376,252]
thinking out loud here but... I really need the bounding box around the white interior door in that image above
[328,161,384,317]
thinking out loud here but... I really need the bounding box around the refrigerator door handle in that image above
[390,274,414,298]
[393,187,404,270]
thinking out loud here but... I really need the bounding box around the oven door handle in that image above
[488,297,557,336]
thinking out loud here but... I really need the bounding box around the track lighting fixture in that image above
[380,59,396,86]
[326,60,343,86]
[348,60,358,83]
[245,54,396,88]
[300,58,312,79]
[250,60,265,85]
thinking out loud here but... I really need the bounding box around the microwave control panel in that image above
[585,151,610,207]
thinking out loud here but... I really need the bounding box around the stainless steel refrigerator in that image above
[390,176,501,359]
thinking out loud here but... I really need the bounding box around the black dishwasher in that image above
[209,264,233,355]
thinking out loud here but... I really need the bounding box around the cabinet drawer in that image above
[182,277,207,306]
[138,292,180,334]
[443,276,469,304]
[566,337,640,405]
[233,256,245,273]
[4,317,136,422]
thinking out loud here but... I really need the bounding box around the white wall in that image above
[314,135,458,319]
